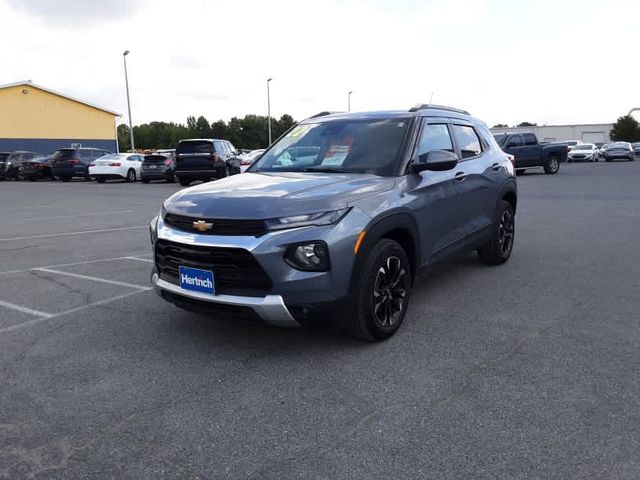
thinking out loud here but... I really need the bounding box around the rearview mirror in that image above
[412,150,459,173]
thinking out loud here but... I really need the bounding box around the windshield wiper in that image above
[303,167,351,173]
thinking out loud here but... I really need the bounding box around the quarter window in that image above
[452,125,482,159]
[417,124,453,156]
[507,135,523,148]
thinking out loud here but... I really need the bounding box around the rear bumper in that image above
[51,165,89,177]
[152,273,299,327]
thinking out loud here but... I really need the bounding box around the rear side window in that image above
[51,149,76,160]
[506,135,523,148]
[177,141,214,154]
[523,134,537,146]
[213,141,227,153]
[417,124,454,156]
[452,125,483,159]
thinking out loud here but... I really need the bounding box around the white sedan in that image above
[239,149,265,172]
[89,153,144,183]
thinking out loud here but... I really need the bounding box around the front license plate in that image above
[179,266,215,295]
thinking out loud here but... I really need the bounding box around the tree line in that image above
[117,114,297,151]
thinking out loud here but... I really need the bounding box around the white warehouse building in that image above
[489,124,613,144]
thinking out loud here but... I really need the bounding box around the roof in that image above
[0,80,121,116]
[305,106,474,123]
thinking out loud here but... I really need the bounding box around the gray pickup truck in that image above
[494,132,568,175]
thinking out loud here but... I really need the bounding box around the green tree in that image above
[492,123,508,128]
[194,116,212,138]
[517,122,537,127]
[609,115,640,142]
[117,124,131,151]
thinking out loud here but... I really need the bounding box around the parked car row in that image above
[0,143,267,184]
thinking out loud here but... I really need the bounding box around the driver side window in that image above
[417,124,453,156]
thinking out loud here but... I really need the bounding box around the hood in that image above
[165,172,395,219]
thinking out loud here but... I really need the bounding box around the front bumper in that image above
[152,273,298,327]
[150,208,370,327]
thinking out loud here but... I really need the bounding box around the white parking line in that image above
[0,290,150,334]
[124,256,154,263]
[19,210,134,221]
[0,254,153,276]
[0,300,53,319]
[0,225,147,242]
[34,268,152,291]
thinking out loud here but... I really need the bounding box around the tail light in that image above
[89,163,95,167]
[211,153,220,161]
[67,158,81,164]
[109,162,121,167]
[240,159,252,165]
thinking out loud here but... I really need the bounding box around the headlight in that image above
[284,241,330,271]
[149,215,158,245]
[265,208,350,231]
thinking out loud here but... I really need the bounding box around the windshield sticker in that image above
[286,125,311,138]
[322,143,351,165]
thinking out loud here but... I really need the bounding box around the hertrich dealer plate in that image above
[179,266,215,295]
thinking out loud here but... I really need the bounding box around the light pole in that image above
[123,50,135,152]
[348,90,353,112]
[267,78,273,145]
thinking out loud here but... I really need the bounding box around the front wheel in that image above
[178,178,191,187]
[478,200,515,265]
[544,156,560,174]
[347,239,411,341]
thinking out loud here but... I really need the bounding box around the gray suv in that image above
[150,105,517,341]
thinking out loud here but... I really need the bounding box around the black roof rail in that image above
[409,104,470,115]
[308,111,344,119]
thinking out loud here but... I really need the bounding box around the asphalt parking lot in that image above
[1,163,639,479]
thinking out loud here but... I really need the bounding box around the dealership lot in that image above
[1,163,639,478]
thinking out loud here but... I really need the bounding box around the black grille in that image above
[164,212,267,237]
[155,239,272,296]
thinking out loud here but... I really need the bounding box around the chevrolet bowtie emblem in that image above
[193,220,213,232]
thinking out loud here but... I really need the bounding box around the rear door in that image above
[450,122,498,243]
[503,135,525,167]
[520,133,541,166]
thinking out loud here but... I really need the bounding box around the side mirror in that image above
[412,150,459,173]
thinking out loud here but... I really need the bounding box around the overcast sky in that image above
[1,0,637,127]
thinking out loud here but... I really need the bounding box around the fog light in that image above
[285,241,330,271]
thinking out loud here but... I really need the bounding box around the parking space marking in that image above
[0,290,150,334]
[124,256,154,263]
[20,210,135,221]
[34,268,152,291]
[0,254,154,276]
[0,300,54,319]
[0,225,147,242]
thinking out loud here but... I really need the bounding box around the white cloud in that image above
[0,0,637,128]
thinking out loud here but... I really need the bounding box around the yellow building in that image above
[0,80,120,154]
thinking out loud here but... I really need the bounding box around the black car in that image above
[141,153,177,183]
[21,156,54,181]
[0,152,11,180]
[174,139,241,187]
[632,143,640,157]
[1,151,44,180]
[50,147,112,181]
[603,142,634,162]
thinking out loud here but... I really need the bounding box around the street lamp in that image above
[123,50,135,152]
[348,90,353,112]
[267,78,273,145]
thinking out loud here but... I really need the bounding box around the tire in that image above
[170,174,178,183]
[142,178,150,184]
[27,177,37,182]
[516,169,526,176]
[126,169,136,183]
[544,155,560,174]
[61,176,71,182]
[478,200,515,265]
[347,239,412,341]
[96,178,106,183]
[179,178,191,187]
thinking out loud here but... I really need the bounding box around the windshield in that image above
[493,134,507,146]
[177,140,213,154]
[51,149,77,159]
[251,119,410,175]
[610,142,630,148]
[573,144,594,150]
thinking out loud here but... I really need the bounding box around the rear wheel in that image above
[478,200,515,265]
[347,239,411,341]
[96,178,106,184]
[27,177,37,182]
[179,178,191,187]
[126,169,136,183]
[142,177,150,184]
[60,176,71,182]
[544,155,560,174]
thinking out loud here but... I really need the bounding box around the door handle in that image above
[492,163,501,171]
[454,172,466,181]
